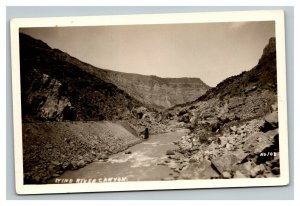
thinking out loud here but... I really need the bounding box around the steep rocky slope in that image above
[197,37,277,102]
[20,33,145,122]
[22,121,142,184]
[165,37,277,131]
[162,37,280,179]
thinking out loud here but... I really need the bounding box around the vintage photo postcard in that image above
[10,10,289,194]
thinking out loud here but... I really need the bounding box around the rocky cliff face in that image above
[20,33,144,122]
[22,69,72,121]
[104,71,210,110]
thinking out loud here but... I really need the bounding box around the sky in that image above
[20,21,275,87]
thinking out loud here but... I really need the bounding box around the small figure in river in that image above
[144,128,149,140]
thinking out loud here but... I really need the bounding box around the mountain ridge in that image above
[103,69,210,109]
[20,33,210,110]
[163,37,277,138]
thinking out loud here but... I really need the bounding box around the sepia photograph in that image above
[10,10,289,194]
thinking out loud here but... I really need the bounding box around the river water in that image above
[49,129,188,184]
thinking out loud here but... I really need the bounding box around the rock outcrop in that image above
[20,33,145,122]
[22,69,72,121]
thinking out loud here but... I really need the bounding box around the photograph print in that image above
[11,10,289,194]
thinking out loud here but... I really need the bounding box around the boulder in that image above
[265,128,279,139]
[190,116,197,125]
[83,153,92,163]
[234,161,257,177]
[227,135,236,144]
[211,153,241,174]
[256,130,279,164]
[52,173,60,178]
[69,160,78,170]
[168,162,179,169]
[169,154,181,160]
[134,107,148,119]
[230,126,237,133]
[243,132,274,155]
[250,164,265,177]
[48,164,60,175]
[271,167,280,175]
[271,103,278,112]
[189,158,197,163]
[178,136,193,151]
[210,121,221,132]
[245,86,257,93]
[180,160,220,179]
[222,171,231,179]
[226,143,233,151]
[243,161,252,173]
[202,111,213,119]
[178,110,188,116]
[77,159,86,168]
[232,149,248,163]
[217,136,228,147]
[51,160,61,166]
[260,112,278,132]
[234,170,247,178]
[62,162,70,170]
[179,113,190,123]
[125,150,132,154]
[101,154,109,160]
[166,150,175,155]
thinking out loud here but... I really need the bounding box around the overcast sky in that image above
[20,21,275,87]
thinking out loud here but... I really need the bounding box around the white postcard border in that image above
[10,10,289,195]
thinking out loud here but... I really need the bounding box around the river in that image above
[49,129,189,183]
